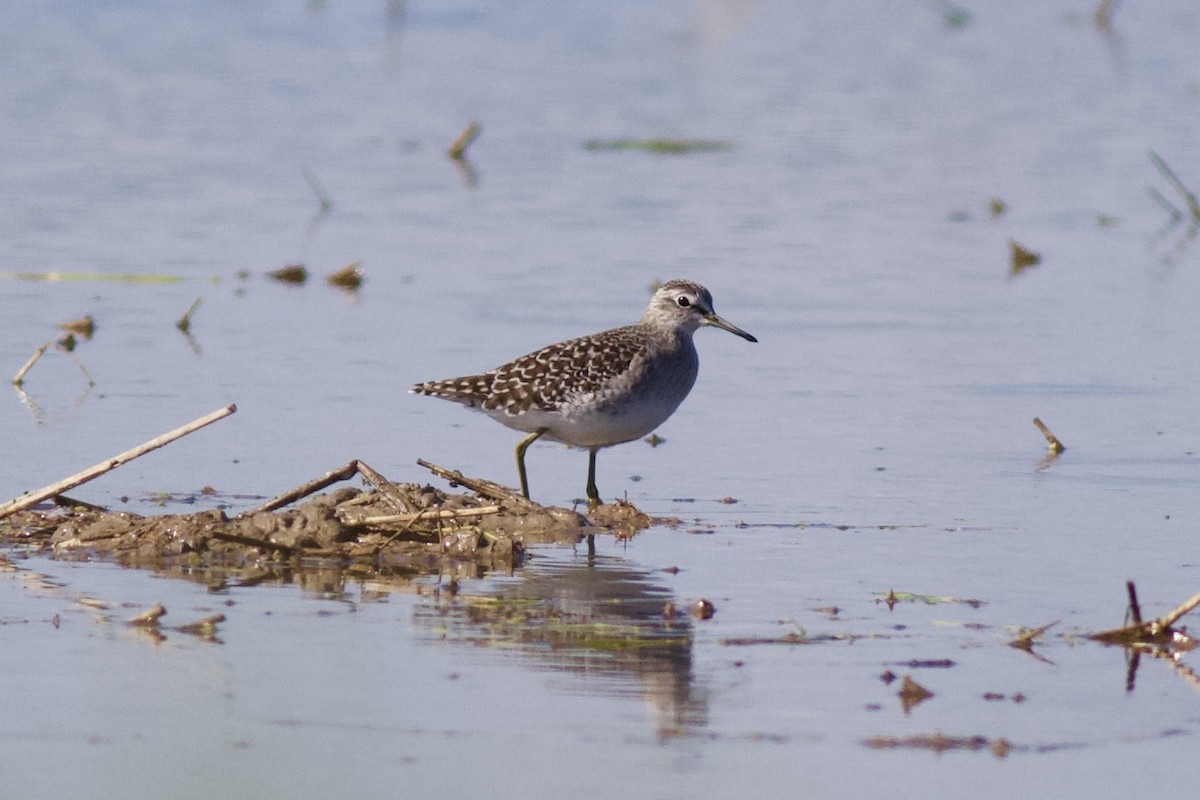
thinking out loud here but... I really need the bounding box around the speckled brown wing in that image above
[413,325,648,417]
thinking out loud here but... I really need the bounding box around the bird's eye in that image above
[676,296,691,308]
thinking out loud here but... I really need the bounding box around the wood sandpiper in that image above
[411,279,757,506]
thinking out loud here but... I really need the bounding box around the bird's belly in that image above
[484,377,692,448]
[491,403,676,448]
[567,400,682,447]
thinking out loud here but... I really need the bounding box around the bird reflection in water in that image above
[413,551,708,738]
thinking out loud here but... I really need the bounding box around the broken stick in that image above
[1032,417,1066,453]
[1157,589,1200,632]
[1091,584,1200,645]
[355,460,420,514]
[0,403,237,520]
[447,121,481,160]
[13,336,96,387]
[11,341,51,385]
[416,458,535,508]
[242,460,360,516]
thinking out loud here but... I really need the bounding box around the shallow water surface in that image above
[2,2,1200,798]
[3,537,1196,799]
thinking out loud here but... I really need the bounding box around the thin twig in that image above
[416,458,535,507]
[355,460,417,514]
[0,404,237,520]
[177,297,202,333]
[1158,589,1200,631]
[1147,186,1183,222]
[447,121,481,160]
[303,169,334,213]
[1149,150,1200,221]
[241,460,360,516]
[1091,586,1200,645]
[373,507,434,551]
[12,341,51,385]
[1126,580,1142,625]
[1032,418,1066,453]
[13,339,94,387]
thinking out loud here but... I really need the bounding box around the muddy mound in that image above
[0,460,654,575]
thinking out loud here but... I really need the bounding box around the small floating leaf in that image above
[1009,620,1058,652]
[58,315,96,340]
[878,591,984,608]
[128,604,167,627]
[898,674,935,713]
[326,262,363,291]
[1008,239,1041,275]
[269,264,308,284]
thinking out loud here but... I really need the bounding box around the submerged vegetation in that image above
[582,138,732,155]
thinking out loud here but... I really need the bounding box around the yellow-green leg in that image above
[515,429,547,499]
[586,447,601,508]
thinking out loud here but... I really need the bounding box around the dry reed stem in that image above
[11,341,51,385]
[1091,585,1200,645]
[447,121,481,159]
[0,404,237,520]
[1158,589,1200,631]
[354,460,417,514]
[243,460,360,516]
[13,338,95,387]
[416,458,533,507]
[1032,417,1066,452]
[177,297,202,332]
[1150,150,1200,221]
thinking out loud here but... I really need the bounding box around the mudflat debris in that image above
[0,407,653,575]
[0,460,654,574]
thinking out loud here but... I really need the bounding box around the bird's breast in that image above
[539,342,699,447]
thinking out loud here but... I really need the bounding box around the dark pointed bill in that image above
[704,312,757,343]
